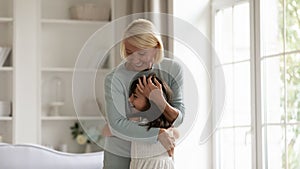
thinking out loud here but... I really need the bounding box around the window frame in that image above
[211,0,263,169]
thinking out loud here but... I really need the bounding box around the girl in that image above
[103,73,179,169]
[128,73,179,169]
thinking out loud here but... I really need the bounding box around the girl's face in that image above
[124,40,157,71]
[129,89,150,112]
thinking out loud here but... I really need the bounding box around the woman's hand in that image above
[158,128,176,157]
[137,75,163,99]
[137,75,179,124]
[169,127,180,139]
[102,123,113,137]
[137,75,167,111]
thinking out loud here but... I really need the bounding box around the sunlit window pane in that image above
[234,127,252,169]
[218,65,234,127]
[216,127,252,169]
[216,128,235,169]
[286,0,300,51]
[261,56,284,124]
[233,62,251,125]
[286,54,300,123]
[261,0,284,56]
[262,125,285,169]
[215,8,233,65]
[287,125,300,169]
[216,63,251,127]
[233,3,250,61]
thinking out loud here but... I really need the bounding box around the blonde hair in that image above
[120,19,164,63]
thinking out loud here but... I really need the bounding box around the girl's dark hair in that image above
[129,73,173,130]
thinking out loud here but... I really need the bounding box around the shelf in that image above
[0,117,13,121]
[0,17,13,23]
[39,0,113,153]
[0,0,13,145]
[0,67,13,71]
[41,67,75,72]
[41,67,111,73]
[41,19,109,26]
[42,116,105,121]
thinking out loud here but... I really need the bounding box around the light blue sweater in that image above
[104,58,184,157]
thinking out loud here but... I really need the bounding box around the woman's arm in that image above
[167,61,185,127]
[104,72,159,143]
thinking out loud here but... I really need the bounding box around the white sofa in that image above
[0,143,103,169]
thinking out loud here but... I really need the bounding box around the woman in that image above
[103,19,184,169]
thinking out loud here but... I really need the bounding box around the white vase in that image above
[85,144,92,153]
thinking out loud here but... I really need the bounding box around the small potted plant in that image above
[70,121,100,153]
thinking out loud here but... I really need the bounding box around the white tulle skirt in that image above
[130,155,174,169]
[130,141,175,169]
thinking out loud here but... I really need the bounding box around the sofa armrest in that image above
[0,143,103,169]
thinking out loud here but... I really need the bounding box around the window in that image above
[261,0,300,168]
[212,0,300,169]
[212,1,252,169]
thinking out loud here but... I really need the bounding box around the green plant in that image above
[70,122,101,145]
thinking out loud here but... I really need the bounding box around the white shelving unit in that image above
[0,0,130,152]
[0,0,13,144]
[39,0,113,153]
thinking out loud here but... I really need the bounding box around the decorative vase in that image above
[49,76,65,116]
[85,143,92,153]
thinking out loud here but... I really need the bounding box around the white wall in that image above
[173,0,212,168]
[174,0,211,39]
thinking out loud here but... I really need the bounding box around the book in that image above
[0,47,11,67]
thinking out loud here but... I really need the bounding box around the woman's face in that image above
[129,89,150,112]
[124,40,157,71]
